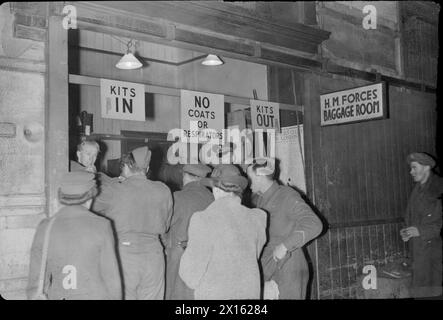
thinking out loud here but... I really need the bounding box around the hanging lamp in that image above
[201,54,223,66]
[116,39,143,70]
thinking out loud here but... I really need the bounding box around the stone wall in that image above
[0,2,48,300]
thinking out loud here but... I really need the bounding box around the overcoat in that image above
[179,196,267,300]
[405,173,443,297]
[253,182,322,299]
[27,205,121,300]
[165,181,214,300]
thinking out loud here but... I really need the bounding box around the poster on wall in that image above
[100,78,146,121]
[276,125,306,194]
[250,99,280,131]
[320,82,387,126]
[180,89,224,142]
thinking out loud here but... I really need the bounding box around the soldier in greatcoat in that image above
[246,158,323,299]
[27,171,122,300]
[401,152,442,298]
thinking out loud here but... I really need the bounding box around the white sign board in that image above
[250,99,280,131]
[180,89,224,141]
[100,79,145,121]
[276,125,306,193]
[320,82,386,126]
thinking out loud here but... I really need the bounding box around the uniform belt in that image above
[119,232,159,246]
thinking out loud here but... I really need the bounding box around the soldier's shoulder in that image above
[278,185,302,200]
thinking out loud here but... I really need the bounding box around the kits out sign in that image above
[180,89,224,141]
[100,79,145,121]
[320,82,386,126]
[250,100,280,131]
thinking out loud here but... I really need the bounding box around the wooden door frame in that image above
[46,15,69,216]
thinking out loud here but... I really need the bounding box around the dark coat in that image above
[27,205,121,300]
[253,182,323,299]
[405,173,443,297]
[165,181,214,300]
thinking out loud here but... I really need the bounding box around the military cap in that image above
[183,164,212,178]
[202,164,248,191]
[59,171,96,196]
[251,157,275,176]
[131,146,152,169]
[407,152,436,168]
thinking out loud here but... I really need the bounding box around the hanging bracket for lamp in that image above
[116,39,143,70]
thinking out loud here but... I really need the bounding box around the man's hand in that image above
[263,280,279,300]
[400,226,420,242]
[272,243,288,261]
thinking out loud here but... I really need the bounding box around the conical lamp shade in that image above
[116,52,143,70]
[201,54,223,66]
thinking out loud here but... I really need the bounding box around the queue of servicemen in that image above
[26,140,443,299]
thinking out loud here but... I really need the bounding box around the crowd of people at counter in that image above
[25,140,442,299]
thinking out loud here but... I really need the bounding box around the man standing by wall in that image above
[246,158,323,299]
[401,152,442,298]
[165,164,213,300]
[92,146,173,300]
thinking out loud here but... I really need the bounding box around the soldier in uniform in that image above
[246,158,323,299]
[92,146,173,300]
[401,152,443,298]
[165,164,214,300]
[179,164,267,300]
[27,171,122,300]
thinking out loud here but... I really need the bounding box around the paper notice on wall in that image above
[276,125,306,193]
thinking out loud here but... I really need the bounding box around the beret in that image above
[407,152,436,168]
[183,164,212,177]
[131,146,152,169]
[59,171,96,196]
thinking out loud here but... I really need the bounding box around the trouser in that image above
[262,248,309,299]
[165,245,194,300]
[411,239,442,298]
[119,241,165,300]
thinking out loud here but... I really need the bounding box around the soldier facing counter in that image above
[246,158,323,299]
[92,146,173,300]
[27,171,121,300]
[165,164,214,300]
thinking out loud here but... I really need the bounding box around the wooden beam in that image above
[68,2,326,71]
[85,1,330,54]
[47,16,69,216]
[68,74,303,112]
[174,29,255,57]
